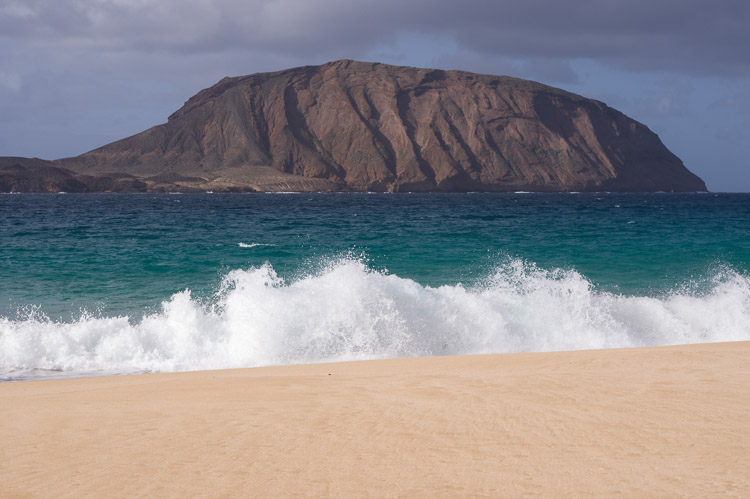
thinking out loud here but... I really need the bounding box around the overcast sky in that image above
[1,0,748,191]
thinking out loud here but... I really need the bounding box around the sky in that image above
[1,0,748,191]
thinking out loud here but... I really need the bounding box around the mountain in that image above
[3,60,706,192]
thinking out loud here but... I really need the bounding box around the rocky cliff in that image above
[4,60,706,192]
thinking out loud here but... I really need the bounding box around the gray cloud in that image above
[2,0,749,75]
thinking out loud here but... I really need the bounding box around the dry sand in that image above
[2,342,749,497]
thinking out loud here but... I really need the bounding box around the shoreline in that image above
[2,341,749,496]
[2,335,747,383]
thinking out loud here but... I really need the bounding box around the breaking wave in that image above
[1,258,748,380]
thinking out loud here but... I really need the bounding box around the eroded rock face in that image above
[12,60,707,192]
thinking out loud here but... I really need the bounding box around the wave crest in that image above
[2,258,749,379]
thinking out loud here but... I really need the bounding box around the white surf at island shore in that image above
[1,258,748,381]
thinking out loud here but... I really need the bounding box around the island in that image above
[1,60,707,193]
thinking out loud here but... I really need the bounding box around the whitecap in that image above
[238,242,276,248]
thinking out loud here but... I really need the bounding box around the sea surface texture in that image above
[1,193,748,380]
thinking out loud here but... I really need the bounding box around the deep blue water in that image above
[1,192,748,379]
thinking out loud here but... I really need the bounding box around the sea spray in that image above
[2,258,749,380]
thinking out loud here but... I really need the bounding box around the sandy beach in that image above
[2,341,749,497]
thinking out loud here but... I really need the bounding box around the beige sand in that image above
[2,342,749,497]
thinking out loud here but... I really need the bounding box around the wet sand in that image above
[2,342,749,497]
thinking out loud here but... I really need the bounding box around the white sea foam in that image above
[1,259,748,380]
[238,242,276,248]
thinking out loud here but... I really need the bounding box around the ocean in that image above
[1,192,748,381]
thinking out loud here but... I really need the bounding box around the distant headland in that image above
[1,60,706,193]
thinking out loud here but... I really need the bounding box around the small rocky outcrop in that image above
[0,158,148,193]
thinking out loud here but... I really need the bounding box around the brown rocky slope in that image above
[8,60,706,192]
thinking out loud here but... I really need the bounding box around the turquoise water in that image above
[1,193,749,379]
